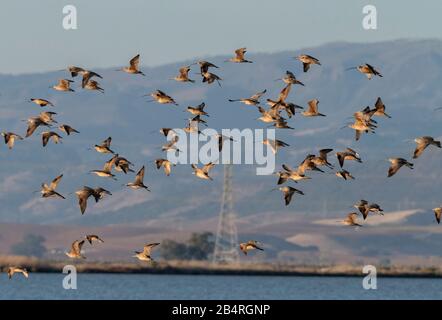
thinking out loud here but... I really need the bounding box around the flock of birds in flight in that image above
[3,48,442,279]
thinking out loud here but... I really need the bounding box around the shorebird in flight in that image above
[155,159,175,176]
[372,97,391,118]
[257,106,281,124]
[85,235,104,245]
[277,164,311,184]
[189,115,208,127]
[336,169,355,180]
[30,98,54,107]
[40,174,65,199]
[113,155,134,174]
[273,186,304,206]
[39,111,58,124]
[295,54,321,72]
[387,158,414,177]
[197,61,219,73]
[159,128,176,138]
[229,89,267,107]
[172,65,195,83]
[262,138,289,154]
[347,63,383,79]
[133,243,160,262]
[42,131,63,147]
[302,99,326,117]
[66,240,86,259]
[1,132,23,149]
[239,240,264,255]
[276,71,305,86]
[25,117,51,138]
[52,79,74,92]
[433,207,441,224]
[75,186,111,214]
[311,149,334,169]
[90,156,118,179]
[148,90,178,106]
[214,134,235,152]
[67,66,102,82]
[226,47,252,63]
[58,124,79,136]
[191,162,215,180]
[162,135,180,153]
[7,267,29,279]
[94,137,114,154]
[297,155,325,175]
[126,166,150,191]
[119,54,145,76]
[270,118,294,130]
[83,80,104,93]
[343,213,363,227]
[413,136,441,159]
[336,148,362,168]
[187,102,209,117]
[354,200,383,219]
[201,71,222,86]
[348,112,376,141]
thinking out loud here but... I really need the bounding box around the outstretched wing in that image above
[130,54,140,69]
[250,89,266,100]
[143,242,160,256]
[50,174,63,190]
[135,166,145,184]
[278,84,291,102]
[203,162,215,173]
[72,240,85,255]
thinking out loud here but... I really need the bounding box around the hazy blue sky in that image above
[1,0,441,74]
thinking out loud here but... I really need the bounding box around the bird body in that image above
[66,240,86,259]
[388,158,413,177]
[1,132,23,149]
[52,79,74,92]
[336,170,355,180]
[239,240,264,255]
[58,124,79,135]
[126,166,150,190]
[120,54,145,75]
[41,131,62,147]
[276,186,304,206]
[155,159,175,176]
[229,89,266,106]
[133,243,160,262]
[191,162,215,180]
[30,98,54,107]
[85,235,104,245]
[336,148,362,168]
[433,207,442,224]
[40,174,65,199]
[227,47,252,63]
[263,139,289,154]
[343,213,362,227]
[302,99,325,117]
[7,267,29,279]
[413,136,441,159]
[295,54,321,72]
[173,65,194,83]
[150,90,178,105]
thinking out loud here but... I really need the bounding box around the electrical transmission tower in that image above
[213,164,239,264]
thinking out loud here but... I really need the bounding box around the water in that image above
[1,274,441,300]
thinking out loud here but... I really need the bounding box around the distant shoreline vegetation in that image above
[1,256,441,278]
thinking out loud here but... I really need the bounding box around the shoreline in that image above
[1,258,442,278]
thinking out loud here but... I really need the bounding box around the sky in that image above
[0,0,441,74]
